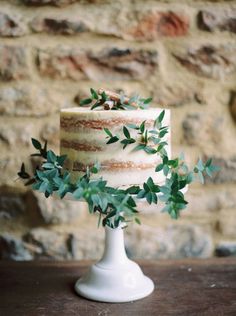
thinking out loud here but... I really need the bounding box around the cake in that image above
[60,106,170,188]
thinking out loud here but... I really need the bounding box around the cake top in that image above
[72,88,158,111]
[61,88,170,122]
[61,107,163,113]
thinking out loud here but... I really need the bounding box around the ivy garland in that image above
[17,89,219,228]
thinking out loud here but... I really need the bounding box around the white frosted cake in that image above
[60,108,170,187]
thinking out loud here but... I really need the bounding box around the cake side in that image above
[60,108,171,187]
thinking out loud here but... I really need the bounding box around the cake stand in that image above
[75,224,154,303]
[56,185,187,302]
[58,193,154,303]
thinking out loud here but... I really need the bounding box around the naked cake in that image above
[60,93,170,188]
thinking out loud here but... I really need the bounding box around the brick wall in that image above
[0,0,236,260]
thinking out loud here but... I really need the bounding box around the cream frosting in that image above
[60,107,171,187]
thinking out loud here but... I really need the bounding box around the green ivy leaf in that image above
[158,110,165,123]
[157,143,165,152]
[152,192,158,204]
[57,155,67,166]
[17,163,30,179]
[186,172,194,184]
[91,161,101,174]
[73,187,84,200]
[133,144,146,151]
[168,159,179,168]
[137,189,146,199]
[90,88,99,100]
[155,163,163,172]
[163,165,170,177]
[31,138,42,150]
[144,146,157,154]
[123,126,131,139]
[91,102,102,110]
[196,159,204,172]
[208,165,220,173]
[154,110,165,128]
[198,171,204,184]
[205,158,212,167]
[107,136,119,144]
[42,162,54,169]
[150,136,160,145]
[104,128,113,138]
[149,130,158,135]
[47,150,57,163]
[143,97,152,104]
[127,123,139,130]
[140,121,146,134]
[146,192,152,204]
[125,186,140,194]
[134,217,141,225]
[80,98,92,106]
[205,167,212,177]
[120,138,135,149]
[159,129,168,138]
[163,155,168,165]
[101,91,107,102]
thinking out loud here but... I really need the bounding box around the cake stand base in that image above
[74,226,154,303]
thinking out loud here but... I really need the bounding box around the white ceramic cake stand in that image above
[55,185,188,302]
[57,193,154,303]
[74,224,154,303]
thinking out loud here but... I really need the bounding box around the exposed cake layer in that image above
[60,108,171,187]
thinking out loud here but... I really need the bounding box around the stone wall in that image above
[0,0,236,261]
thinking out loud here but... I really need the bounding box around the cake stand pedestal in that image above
[74,225,154,303]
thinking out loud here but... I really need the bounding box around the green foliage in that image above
[103,109,219,220]
[137,177,160,204]
[120,126,136,149]
[18,90,220,229]
[17,163,30,179]
[104,128,120,144]
[31,138,48,159]
[79,89,153,110]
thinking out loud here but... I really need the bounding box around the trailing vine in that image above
[17,89,219,228]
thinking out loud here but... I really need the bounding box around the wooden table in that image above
[0,259,235,316]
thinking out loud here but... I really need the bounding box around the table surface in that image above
[0,259,236,316]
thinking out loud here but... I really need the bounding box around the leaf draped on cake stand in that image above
[17,88,219,302]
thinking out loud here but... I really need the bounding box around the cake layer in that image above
[60,108,171,187]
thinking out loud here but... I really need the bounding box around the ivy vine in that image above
[17,89,219,228]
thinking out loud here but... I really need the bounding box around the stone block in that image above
[30,16,88,34]
[0,189,26,220]
[0,233,33,260]
[0,85,64,117]
[215,241,236,257]
[205,157,236,183]
[218,208,236,238]
[126,224,213,259]
[69,228,104,260]
[27,191,88,225]
[0,45,29,81]
[37,47,158,81]
[182,113,223,147]
[0,12,28,37]
[198,8,236,33]
[22,0,77,6]
[0,123,34,146]
[173,44,236,80]
[127,11,189,41]
[23,228,71,259]
[40,122,60,146]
